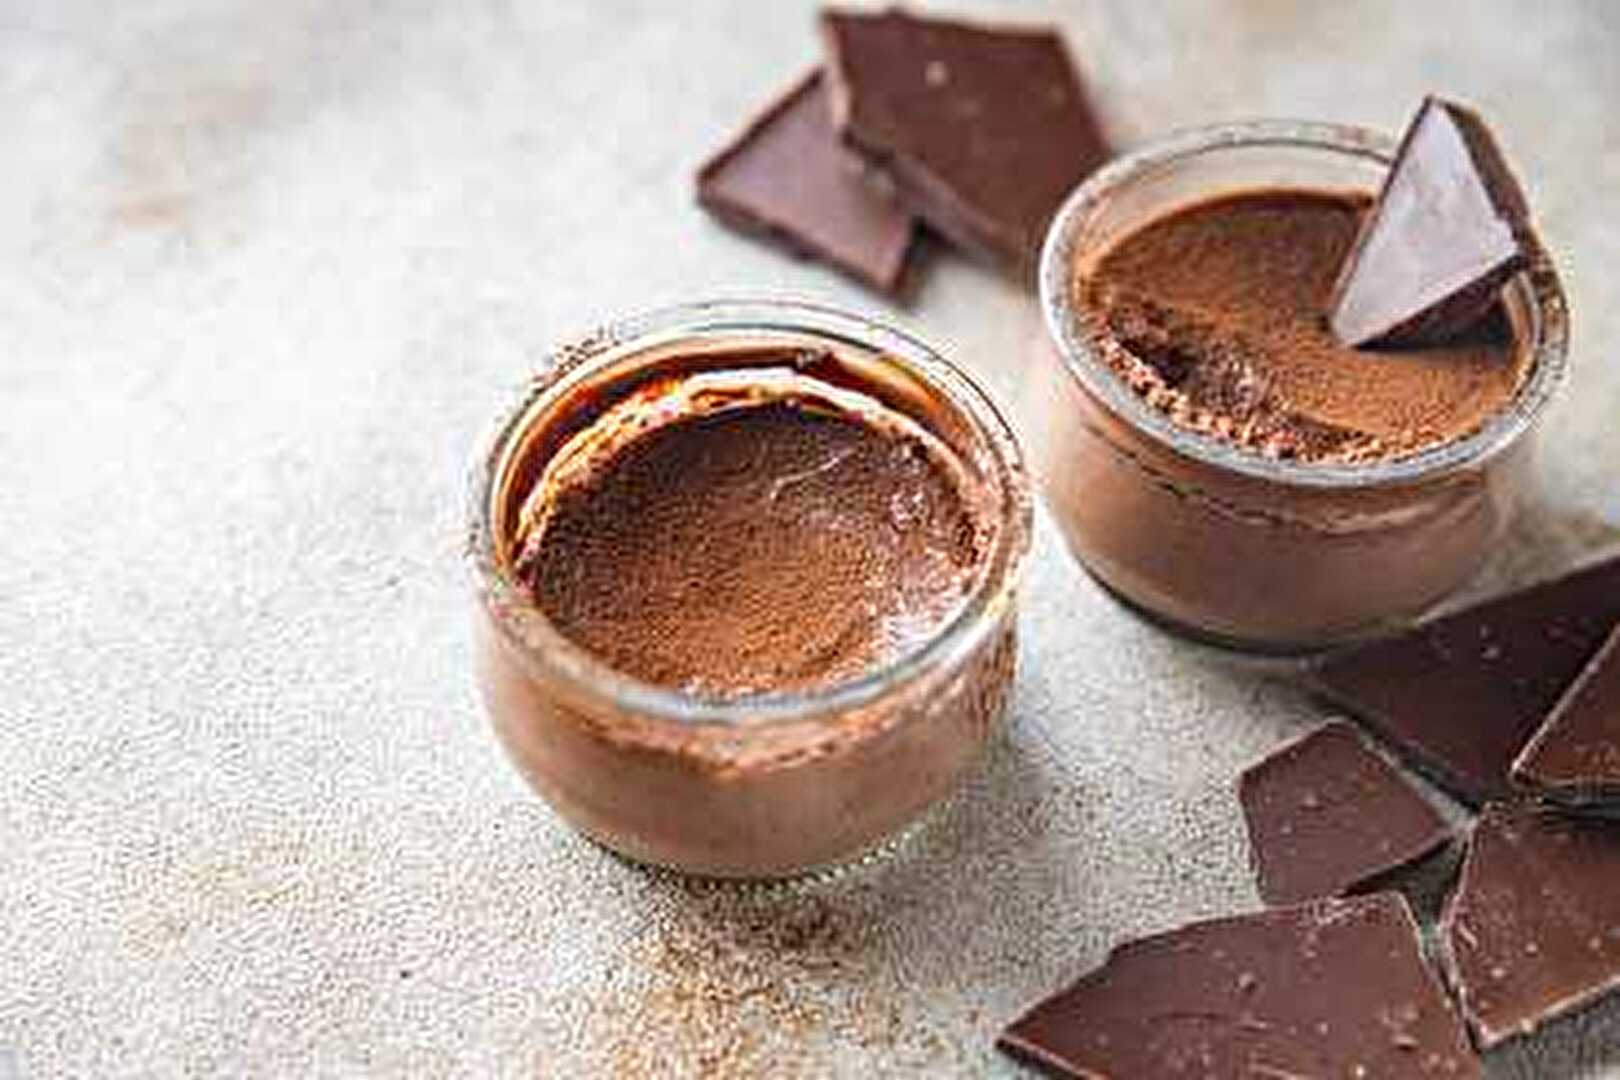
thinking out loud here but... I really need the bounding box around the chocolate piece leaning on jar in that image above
[696,70,917,295]
[1240,722,1453,906]
[1440,802,1620,1048]
[997,892,1479,1079]
[820,8,1109,272]
[1305,553,1620,806]
[1513,623,1620,811]
[1329,96,1534,348]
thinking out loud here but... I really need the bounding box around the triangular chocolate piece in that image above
[998,893,1479,1078]
[1440,803,1620,1048]
[1513,624,1620,809]
[1329,96,1531,348]
[820,9,1109,270]
[1306,553,1620,805]
[696,70,917,294]
[1240,723,1453,906]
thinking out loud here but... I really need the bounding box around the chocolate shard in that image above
[1329,96,1532,348]
[1240,722,1453,906]
[998,892,1479,1079]
[696,69,916,295]
[1513,624,1620,809]
[820,8,1109,272]
[1440,802,1620,1048]
[1306,554,1620,806]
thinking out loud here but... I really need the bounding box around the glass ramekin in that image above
[466,299,1032,878]
[1027,120,1569,652]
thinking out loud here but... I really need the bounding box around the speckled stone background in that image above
[3,1,1618,1076]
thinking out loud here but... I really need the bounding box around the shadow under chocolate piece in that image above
[1240,722,1453,906]
[697,70,916,294]
[1306,554,1620,805]
[998,892,1478,1078]
[1329,96,1532,349]
[820,8,1108,272]
[1513,624,1620,811]
[1440,802,1620,1048]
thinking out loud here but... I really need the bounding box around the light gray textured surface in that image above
[2,1,1618,1076]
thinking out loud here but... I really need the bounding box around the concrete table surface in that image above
[3,1,1618,1075]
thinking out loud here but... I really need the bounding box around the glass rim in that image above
[1037,118,1571,490]
[465,297,1033,728]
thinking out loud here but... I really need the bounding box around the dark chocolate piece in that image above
[1329,96,1532,348]
[1513,623,1620,809]
[820,9,1108,271]
[1440,803,1620,1048]
[1306,554,1620,805]
[1240,723,1453,906]
[998,892,1478,1078]
[696,70,916,294]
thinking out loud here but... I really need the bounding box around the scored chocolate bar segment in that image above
[1440,802,1620,1048]
[1513,623,1620,809]
[1240,723,1452,906]
[821,8,1109,271]
[1306,554,1620,805]
[1329,96,1532,348]
[998,892,1479,1079]
[696,70,916,294]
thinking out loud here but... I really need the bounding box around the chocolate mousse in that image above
[1033,119,1565,648]
[1076,188,1531,463]
[511,363,994,697]
[470,309,1030,877]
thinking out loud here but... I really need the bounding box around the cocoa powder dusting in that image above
[524,390,990,697]
[1076,189,1530,463]
[570,890,940,1077]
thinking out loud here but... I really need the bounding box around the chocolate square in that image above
[1329,97,1532,348]
[1240,722,1453,906]
[1440,802,1620,1048]
[1306,554,1620,805]
[821,8,1109,272]
[999,892,1478,1078]
[1513,623,1620,810]
[697,70,917,294]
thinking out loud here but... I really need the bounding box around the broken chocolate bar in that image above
[696,70,916,294]
[1329,96,1532,348]
[1513,623,1620,810]
[998,892,1478,1078]
[1440,802,1620,1048]
[1306,553,1620,805]
[1240,722,1452,906]
[821,8,1109,271]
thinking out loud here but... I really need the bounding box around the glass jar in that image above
[466,300,1032,877]
[1027,121,1569,651]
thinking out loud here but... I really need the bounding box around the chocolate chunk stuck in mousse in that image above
[512,363,994,698]
[1329,97,1532,349]
[1307,554,1620,805]
[998,892,1479,1079]
[1440,802,1620,1048]
[821,8,1108,270]
[1076,189,1529,462]
[1240,723,1453,906]
[697,70,916,294]
[1513,624,1620,810]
